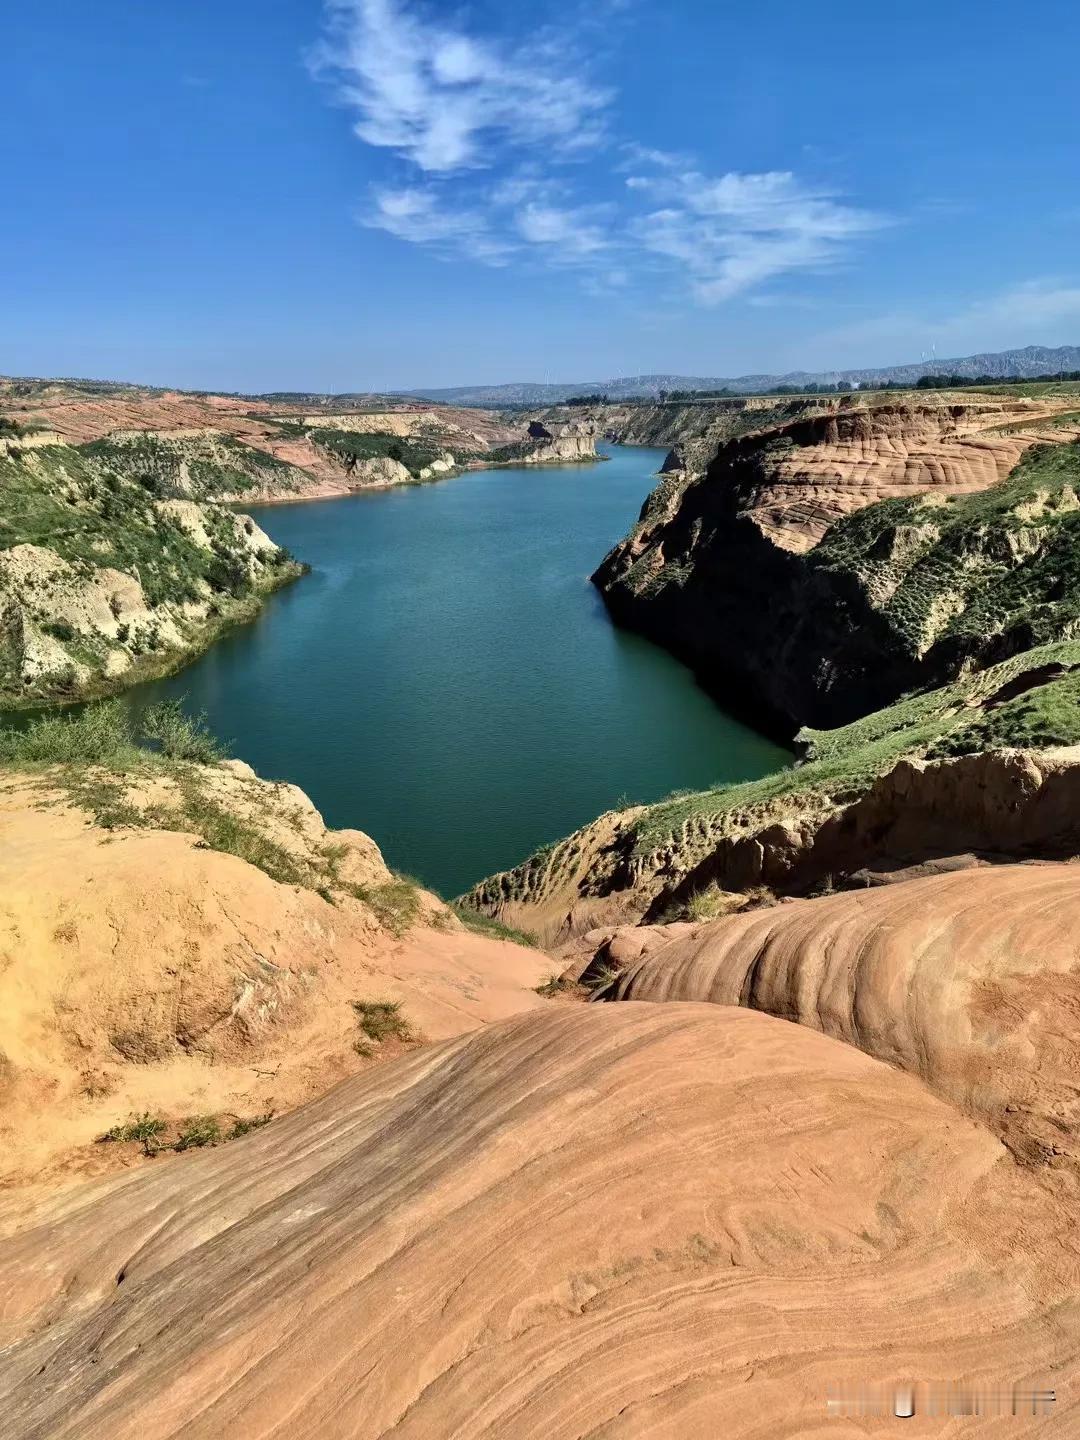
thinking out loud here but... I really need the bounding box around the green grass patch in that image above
[450,903,538,947]
[102,1112,168,1156]
[345,878,422,935]
[173,1115,221,1151]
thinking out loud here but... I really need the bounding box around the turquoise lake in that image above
[123,444,791,897]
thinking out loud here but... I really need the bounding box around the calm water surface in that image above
[124,445,790,896]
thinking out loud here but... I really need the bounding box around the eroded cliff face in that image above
[0,435,302,708]
[595,398,1080,732]
[601,393,830,461]
[520,416,600,463]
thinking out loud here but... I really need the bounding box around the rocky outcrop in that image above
[7,1001,1080,1437]
[601,394,830,465]
[606,861,1080,1175]
[520,415,600,463]
[595,405,1080,732]
[343,452,414,486]
[0,756,550,1188]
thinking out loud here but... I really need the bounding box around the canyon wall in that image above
[594,397,1080,732]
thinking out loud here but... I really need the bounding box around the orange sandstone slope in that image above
[606,862,1080,1176]
[2,1002,1078,1438]
[0,766,550,1191]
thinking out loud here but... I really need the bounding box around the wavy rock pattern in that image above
[3,1003,1078,1437]
[608,862,1080,1175]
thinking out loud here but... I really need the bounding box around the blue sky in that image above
[4,0,1080,390]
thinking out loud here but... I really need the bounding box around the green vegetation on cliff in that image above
[627,636,1080,856]
[812,440,1080,675]
[267,420,445,478]
[0,701,424,927]
[0,439,301,707]
[463,633,1080,926]
[82,431,303,499]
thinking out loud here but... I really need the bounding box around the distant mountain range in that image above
[397,345,1080,406]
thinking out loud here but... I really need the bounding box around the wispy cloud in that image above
[315,3,889,302]
[515,202,611,259]
[313,0,610,173]
[363,186,516,265]
[629,169,889,301]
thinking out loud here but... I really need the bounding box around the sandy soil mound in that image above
[2,1002,1077,1437]
[607,862,1080,1176]
[0,771,549,1189]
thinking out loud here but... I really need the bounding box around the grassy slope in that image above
[630,637,1080,856]
[811,440,1080,667]
[0,701,426,928]
[82,432,302,499]
[265,420,446,478]
[0,441,301,707]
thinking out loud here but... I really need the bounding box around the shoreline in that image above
[236,449,609,508]
[0,561,307,716]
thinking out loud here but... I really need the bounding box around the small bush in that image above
[173,1115,221,1151]
[685,885,750,922]
[102,1112,167,1156]
[140,699,226,763]
[535,973,575,997]
[0,701,140,767]
[228,1112,274,1139]
[348,878,421,936]
[352,999,414,1044]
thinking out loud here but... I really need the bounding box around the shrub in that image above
[102,1112,167,1156]
[348,878,421,936]
[173,1115,221,1151]
[0,701,139,767]
[534,973,575,997]
[228,1112,273,1139]
[352,999,414,1044]
[140,699,225,763]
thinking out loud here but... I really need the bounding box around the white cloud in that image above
[515,203,610,258]
[314,0,610,173]
[314,6,890,303]
[954,279,1080,333]
[630,169,889,302]
[363,187,516,265]
[618,142,689,172]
